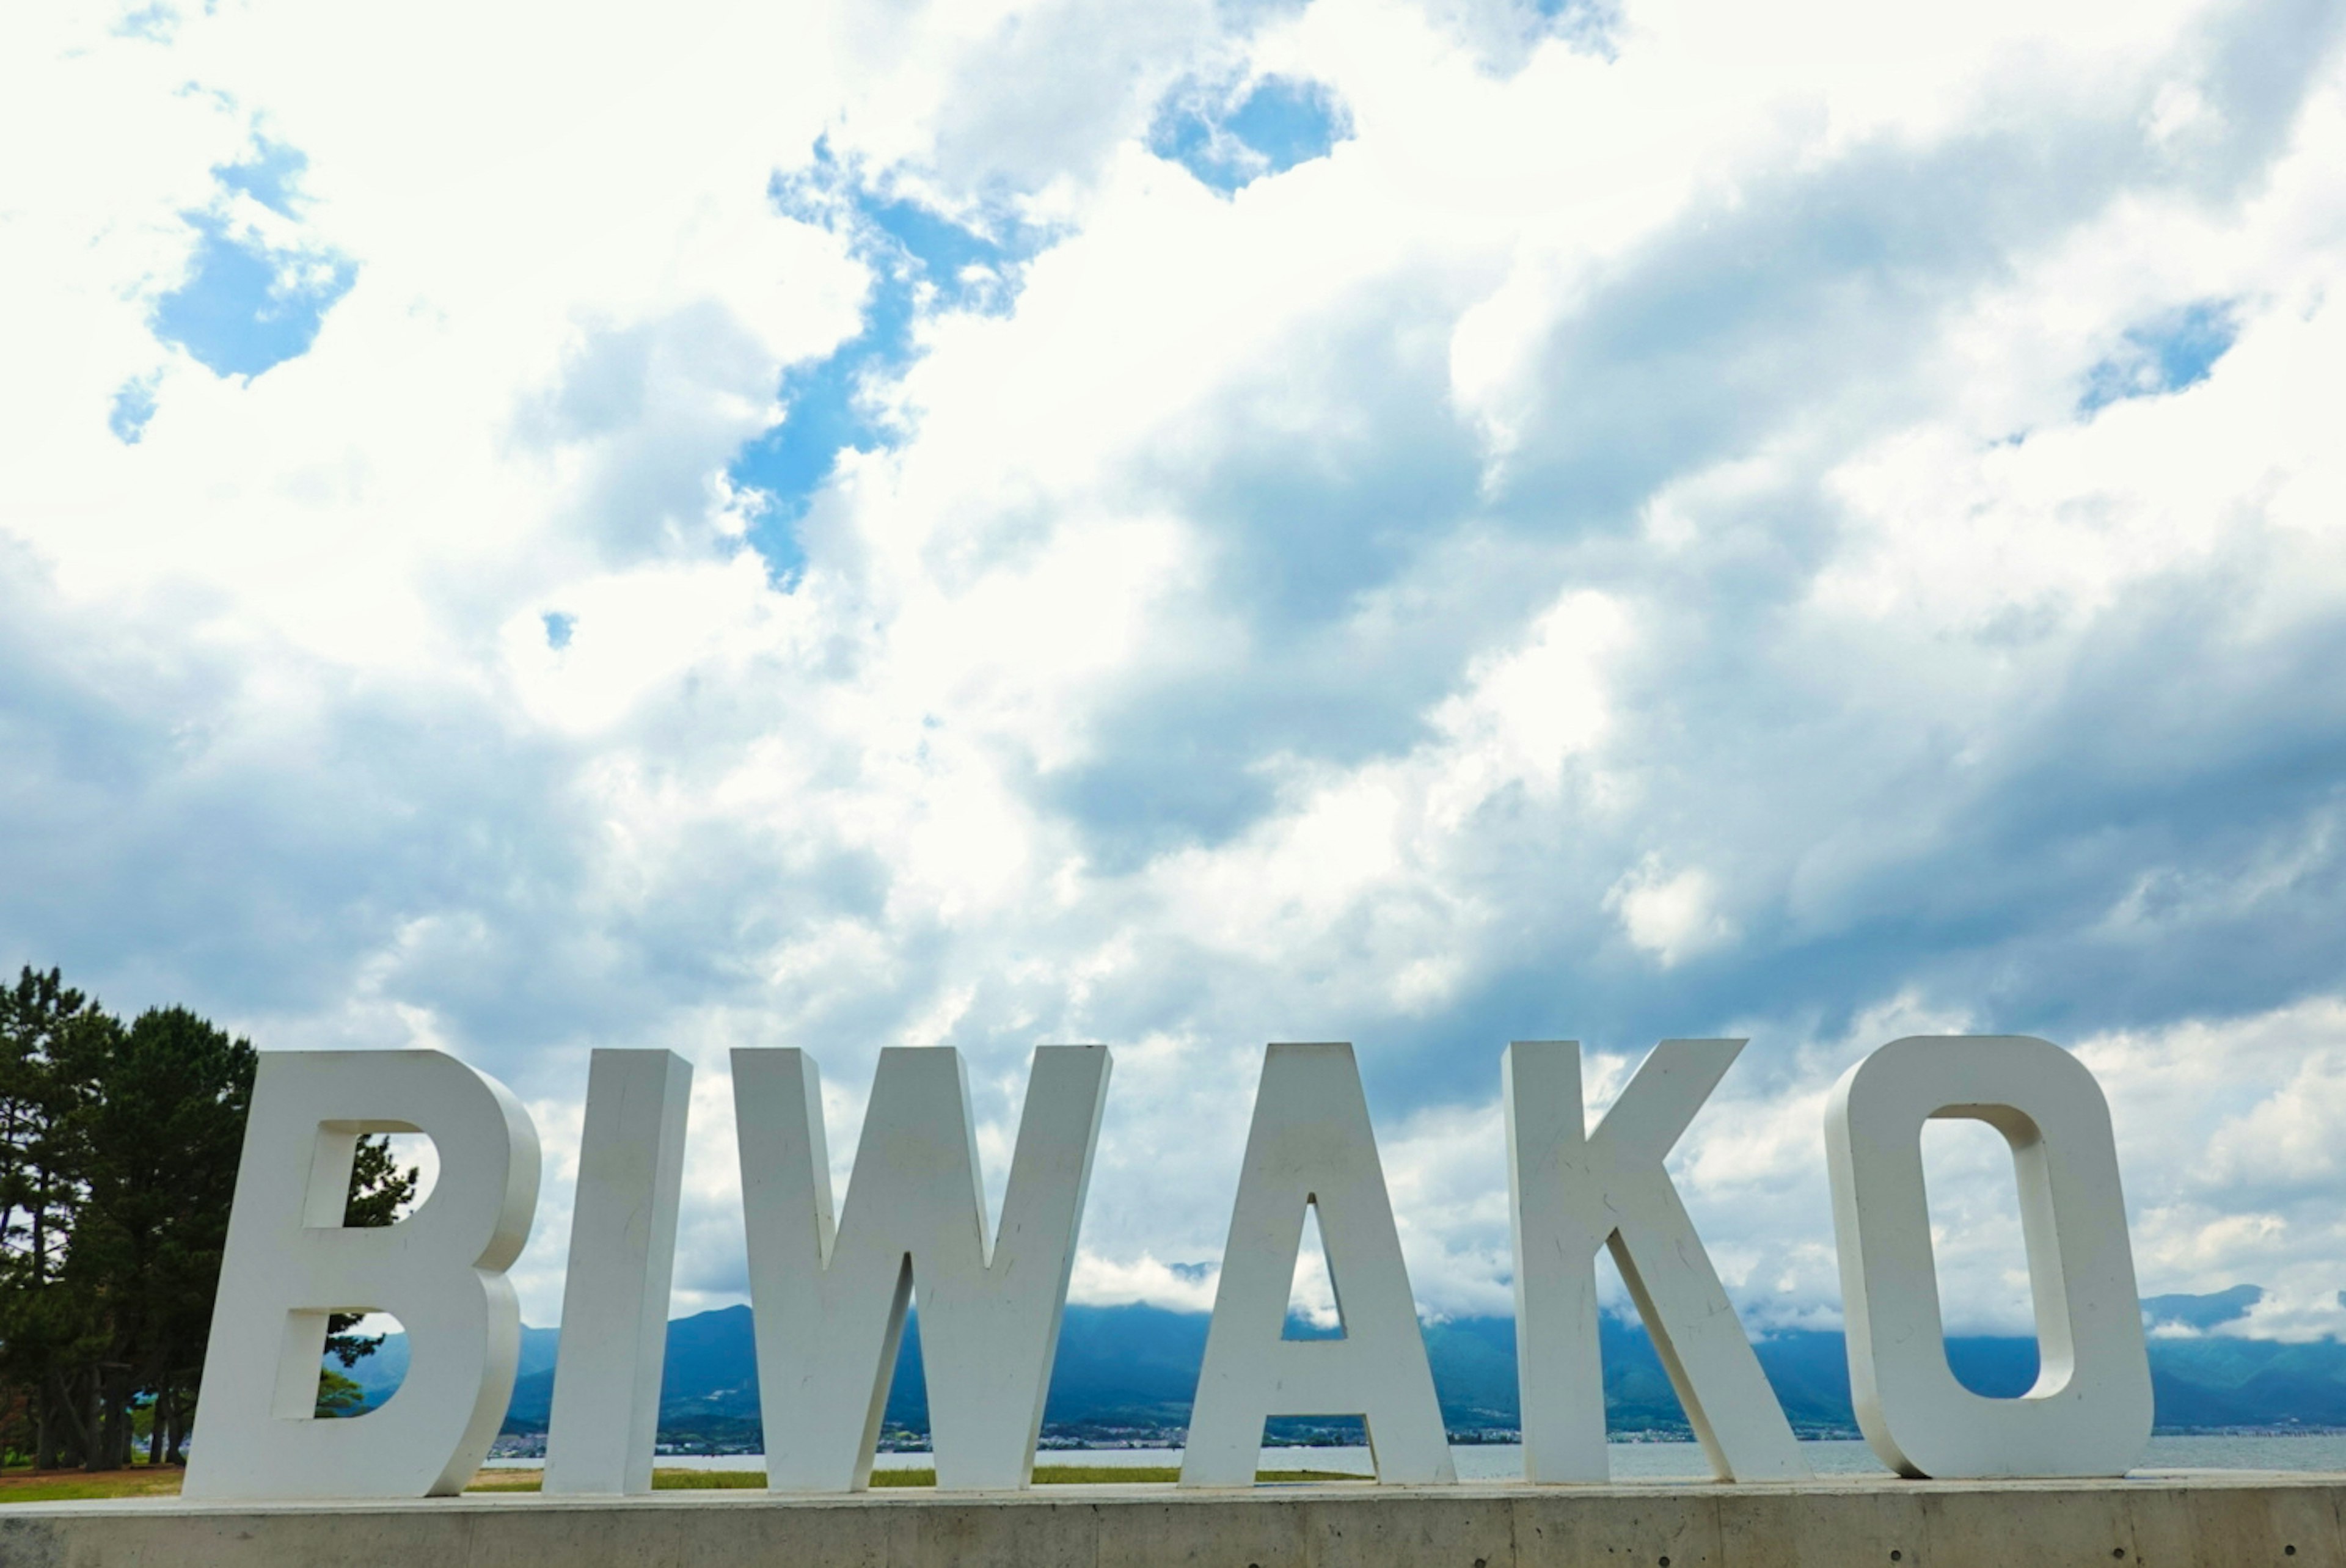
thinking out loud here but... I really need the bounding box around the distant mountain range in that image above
[335,1285,2346,1445]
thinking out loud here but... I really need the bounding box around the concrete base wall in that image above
[3,1473,2340,1568]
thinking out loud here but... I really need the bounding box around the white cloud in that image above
[1066,1251,1221,1313]
[4,0,2346,1340]
[1605,857,1734,967]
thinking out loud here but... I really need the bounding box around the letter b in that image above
[185,1050,540,1499]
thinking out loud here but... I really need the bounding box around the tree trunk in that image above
[82,1371,107,1473]
[34,1385,57,1471]
[164,1385,186,1466]
[103,1369,131,1470]
[47,1367,90,1468]
[31,1202,57,1470]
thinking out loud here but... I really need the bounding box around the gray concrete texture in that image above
[1,1473,2341,1568]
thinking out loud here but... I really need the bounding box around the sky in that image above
[5,0,2346,1349]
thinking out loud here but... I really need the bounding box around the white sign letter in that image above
[544,1049,693,1495]
[1825,1035,2153,1478]
[1504,1039,1805,1482]
[186,1050,540,1500]
[735,1044,1109,1492]
[1182,1043,1455,1487]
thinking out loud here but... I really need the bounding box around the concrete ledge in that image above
[3,1472,2341,1568]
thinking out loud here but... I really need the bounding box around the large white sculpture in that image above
[1824,1035,2153,1478]
[544,1049,695,1495]
[733,1044,1110,1491]
[185,1050,540,1500]
[1504,1039,1807,1482]
[1181,1043,1456,1487]
[181,1032,2165,1500]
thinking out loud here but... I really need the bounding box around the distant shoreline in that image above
[486,1423,2346,1462]
[477,1432,2346,1481]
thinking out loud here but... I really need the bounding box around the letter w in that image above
[733,1045,1110,1491]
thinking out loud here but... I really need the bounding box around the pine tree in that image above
[0,968,112,1468]
[64,1006,255,1468]
[0,966,420,1467]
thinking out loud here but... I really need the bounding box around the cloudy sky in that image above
[5,0,2345,1347]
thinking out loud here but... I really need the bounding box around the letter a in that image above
[1182,1043,1455,1487]
[1504,1040,1805,1482]
[735,1044,1109,1491]
[186,1050,541,1499]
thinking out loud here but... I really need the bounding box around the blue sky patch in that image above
[1534,0,1623,45]
[2080,299,2238,414]
[108,377,159,445]
[726,144,1050,582]
[150,137,356,381]
[216,139,312,219]
[111,4,177,40]
[1149,75,1352,194]
[542,612,576,651]
[150,211,356,379]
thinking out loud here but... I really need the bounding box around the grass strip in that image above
[0,1462,1368,1502]
[467,1465,1365,1491]
[0,1468,185,1503]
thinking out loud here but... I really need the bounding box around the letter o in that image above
[1825,1036,2152,1478]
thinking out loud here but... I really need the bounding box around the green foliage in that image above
[0,965,417,1468]
[66,1005,257,1468]
[314,1369,367,1418]
[0,967,125,1469]
[323,1134,420,1371]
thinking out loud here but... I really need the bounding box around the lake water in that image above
[592,1434,2346,1479]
